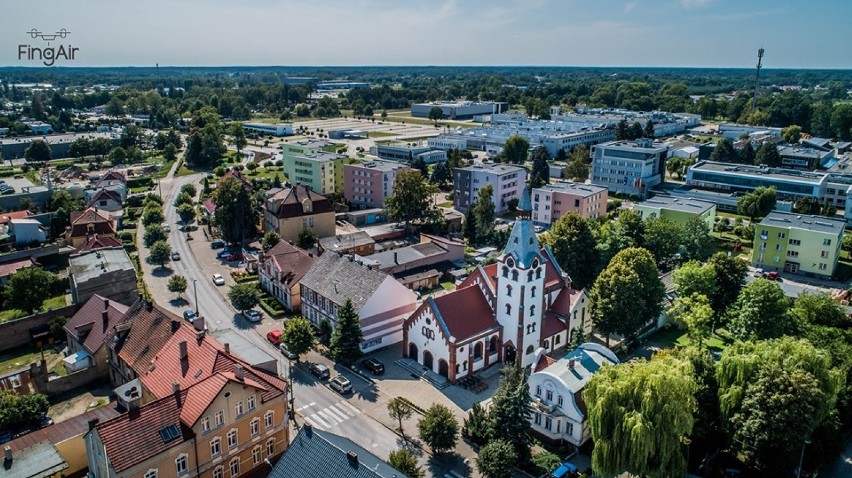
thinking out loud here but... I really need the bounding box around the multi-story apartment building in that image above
[343,160,411,209]
[751,211,845,279]
[299,252,418,353]
[282,140,344,194]
[633,196,716,229]
[453,163,527,214]
[263,185,336,243]
[370,142,447,164]
[531,182,608,225]
[590,140,668,199]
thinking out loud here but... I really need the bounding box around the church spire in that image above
[501,187,541,268]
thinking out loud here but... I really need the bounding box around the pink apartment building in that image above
[532,182,608,225]
[343,159,412,209]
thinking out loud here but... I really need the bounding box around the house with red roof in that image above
[402,188,591,383]
[71,234,123,255]
[65,207,116,247]
[259,240,316,311]
[63,295,129,376]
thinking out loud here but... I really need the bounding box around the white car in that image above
[244,310,261,323]
[212,273,225,286]
[162,223,171,233]
[753,268,765,277]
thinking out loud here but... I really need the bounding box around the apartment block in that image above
[751,212,845,279]
[531,182,608,225]
[343,159,411,209]
[282,140,344,194]
[634,196,716,229]
[453,163,527,214]
[590,140,668,199]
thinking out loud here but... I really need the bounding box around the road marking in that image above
[324,405,349,422]
[316,410,339,425]
[337,400,360,415]
[308,413,331,429]
[309,402,316,407]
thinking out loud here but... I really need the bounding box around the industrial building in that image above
[370,142,447,164]
[0,132,120,160]
[453,163,527,214]
[411,101,508,120]
[590,140,669,199]
[242,122,292,136]
[553,108,701,138]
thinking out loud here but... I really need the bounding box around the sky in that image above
[1,0,850,69]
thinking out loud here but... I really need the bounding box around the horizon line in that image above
[1,64,850,71]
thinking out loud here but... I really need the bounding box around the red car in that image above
[226,252,244,262]
[266,330,282,346]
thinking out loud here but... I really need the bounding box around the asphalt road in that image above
[155,174,407,464]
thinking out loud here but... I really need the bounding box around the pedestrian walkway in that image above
[299,400,361,431]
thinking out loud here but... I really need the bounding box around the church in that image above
[402,189,592,382]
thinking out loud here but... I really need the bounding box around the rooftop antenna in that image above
[751,47,764,113]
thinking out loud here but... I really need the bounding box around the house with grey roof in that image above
[68,247,137,306]
[299,252,418,353]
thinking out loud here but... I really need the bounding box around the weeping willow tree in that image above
[585,352,696,478]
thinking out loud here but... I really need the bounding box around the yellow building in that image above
[263,184,336,244]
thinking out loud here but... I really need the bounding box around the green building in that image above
[634,196,716,229]
[282,140,345,194]
[751,212,845,279]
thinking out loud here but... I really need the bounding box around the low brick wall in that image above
[0,304,79,352]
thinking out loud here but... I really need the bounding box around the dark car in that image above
[211,240,225,249]
[183,309,197,322]
[361,357,385,375]
[309,363,330,380]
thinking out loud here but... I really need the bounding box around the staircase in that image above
[394,358,451,390]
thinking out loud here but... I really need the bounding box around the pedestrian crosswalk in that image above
[296,400,361,430]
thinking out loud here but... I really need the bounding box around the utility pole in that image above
[193,279,199,312]
[751,47,765,114]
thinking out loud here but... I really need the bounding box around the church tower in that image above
[495,187,547,368]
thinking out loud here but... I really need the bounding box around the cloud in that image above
[681,0,714,8]
[624,1,638,14]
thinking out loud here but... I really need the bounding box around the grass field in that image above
[245,166,288,182]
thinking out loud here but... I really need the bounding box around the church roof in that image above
[502,216,543,269]
[428,286,499,342]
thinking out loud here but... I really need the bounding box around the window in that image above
[536,268,542,279]
[511,270,518,281]
[251,418,260,437]
[545,416,552,430]
[565,422,574,435]
[526,345,534,355]
[530,286,536,298]
[235,401,244,417]
[819,263,828,270]
[505,304,512,315]
[775,244,782,251]
[821,250,829,258]
[502,266,508,278]
[229,457,240,477]
[267,438,276,456]
[175,455,188,475]
[227,429,238,449]
[535,385,541,397]
[777,232,786,239]
[824,238,832,246]
[247,395,256,411]
[527,271,533,282]
[557,395,564,408]
[546,390,553,401]
[202,417,211,433]
[787,250,799,258]
[534,412,541,425]
[252,446,262,465]
[144,470,158,478]
[265,411,274,429]
[213,467,224,478]
[530,305,536,317]
[209,436,222,457]
[215,410,224,427]
[789,239,801,246]
[506,285,512,296]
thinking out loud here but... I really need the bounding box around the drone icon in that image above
[27,28,70,41]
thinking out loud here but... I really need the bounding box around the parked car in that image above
[309,363,330,380]
[211,240,225,249]
[171,251,181,261]
[212,273,225,286]
[183,309,197,322]
[280,344,297,360]
[549,462,578,478]
[244,310,261,323]
[763,271,780,281]
[162,223,171,233]
[361,357,385,375]
[226,252,244,262]
[534,225,545,233]
[329,375,353,394]
[37,414,53,428]
[0,431,11,445]
[753,268,765,277]
[266,330,282,346]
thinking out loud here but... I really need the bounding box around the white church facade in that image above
[402,189,593,382]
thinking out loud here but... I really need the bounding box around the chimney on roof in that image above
[173,381,180,394]
[193,316,206,333]
[87,418,100,431]
[348,254,354,262]
[394,251,398,265]
[4,446,11,464]
[171,319,181,333]
[235,364,245,381]
[569,358,576,369]
[179,340,188,360]
[103,297,109,310]
[224,343,230,355]
[347,450,358,465]
[102,310,109,329]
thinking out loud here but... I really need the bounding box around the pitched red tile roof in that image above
[112,299,184,376]
[178,372,268,427]
[541,246,565,289]
[6,403,121,452]
[0,210,32,225]
[64,295,129,355]
[86,189,122,208]
[429,285,499,342]
[265,185,334,219]
[99,170,126,183]
[202,198,216,215]
[67,207,115,238]
[542,313,567,339]
[265,241,316,287]
[71,234,123,254]
[0,257,36,278]
[481,263,498,289]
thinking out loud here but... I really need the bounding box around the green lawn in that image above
[0,294,67,323]
[437,201,453,208]
[0,346,56,375]
[440,282,455,291]
[651,326,732,353]
[245,167,288,182]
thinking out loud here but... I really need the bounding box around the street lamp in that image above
[796,438,811,478]
[193,279,199,313]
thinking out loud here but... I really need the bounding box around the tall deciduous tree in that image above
[585,353,696,478]
[590,247,665,342]
[296,227,318,249]
[3,267,53,313]
[148,240,172,267]
[417,403,458,454]
[330,298,363,366]
[463,203,478,245]
[24,139,51,163]
[385,170,437,229]
[167,275,188,298]
[177,203,196,226]
[230,123,247,156]
[563,145,590,182]
[781,125,802,144]
[502,135,530,165]
[472,184,496,245]
[709,138,736,163]
[727,278,791,340]
[213,176,259,245]
[228,283,260,314]
[428,106,444,125]
[673,260,717,301]
[489,364,533,461]
[681,216,714,261]
[741,141,756,164]
[281,316,315,359]
[791,292,852,329]
[736,186,776,220]
[667,293,714,347]
[476,439,517,478]
[387,449,423,478]
[544,212,599,289]
[528,146,550,189]
[387,397,413,438]
[707,253,748,314]
[643,216,683,261]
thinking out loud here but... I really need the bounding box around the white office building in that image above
[590,140,669,199]
[242,122,293,136]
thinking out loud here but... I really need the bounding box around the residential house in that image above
[751,212,845,279]
[402,189,589,382]
[85,170,127,203]
[318,231,376,256]
[528,344,619,447]
[0,257,37,285]
[259,240,316,312]
[0,441,68,477]
[299,252,418,353]
[633,196,716,229]
[268,425,409,478]
[72,234,123,255]
[86,189,123,212]
[68,247,137,306]
[263,185,335,244]
[356,234,465,290]
[65,207,116,248]
[9,218,48,245]
[63,295,129,376]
